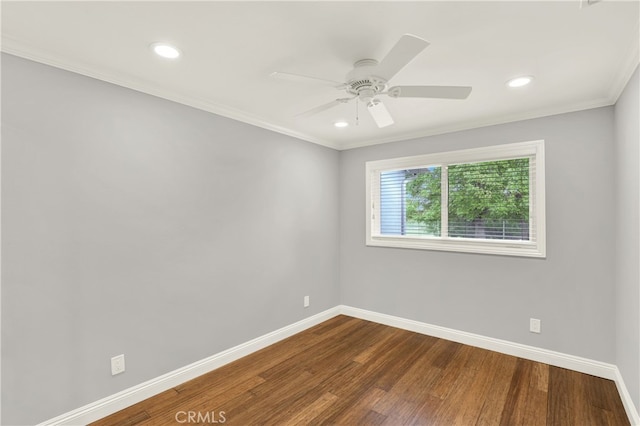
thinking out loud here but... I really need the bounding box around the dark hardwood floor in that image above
[91,315,630,425]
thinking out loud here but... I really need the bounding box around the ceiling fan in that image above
[270,34,472,128]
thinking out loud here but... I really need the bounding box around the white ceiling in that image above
[2,1,639,150]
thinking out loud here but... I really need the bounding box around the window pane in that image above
[380,167,441,236]
[448,158,529,240]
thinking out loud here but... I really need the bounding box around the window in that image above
[366,140,545,257]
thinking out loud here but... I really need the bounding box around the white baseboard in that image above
[339,305,617,378]
[37,306,341,426]
[38,304,639,426]
[339,305,640,426]
[614,367,640,426]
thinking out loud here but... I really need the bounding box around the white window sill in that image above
[367,235,546,258]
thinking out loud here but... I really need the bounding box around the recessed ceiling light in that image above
[507,76,533,88]
[151,42,181,59]
[334,121,349,128]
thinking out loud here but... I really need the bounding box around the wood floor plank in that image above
[374,335,449,409]
[278,392,338,425]
[232,322,400,424]
[257,319,376,381]
[90,409,149,426]
[427,357,483,425]
[547,365,574,425]
[367,332,439,393]
[585,372,631,425]
[308,332,421,423]
[373,336,462,424]
[91,317,630,426]
[379,398,423,425]
[356,409,388,426]
[428,343,473,400]
[222,370,317,424]
[352,325,400,365]
[474,352,518,426]
[500,358,530,425]
[447,348,500,425]
[136,375,266,425]
[90,388,176,426]
[328,386,387,425]
[522,363,549,426]
[547,366,630,426]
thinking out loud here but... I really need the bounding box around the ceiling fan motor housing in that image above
[345,59,387,102]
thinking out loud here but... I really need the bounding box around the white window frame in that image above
[366,140,546,258]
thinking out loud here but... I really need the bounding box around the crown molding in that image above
[608,19,640,104]
[338,97,615,150]
[2,30,637,152]
[0,37,342,151]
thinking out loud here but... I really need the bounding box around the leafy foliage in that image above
[405,158,530,239]
[404,167,441,235]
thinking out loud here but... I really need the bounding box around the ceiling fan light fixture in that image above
[367,100,394,128]
[334,121,349,128]
[151,42,181,59]
[507,76,533,88]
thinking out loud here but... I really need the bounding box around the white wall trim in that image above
[615,366,640,426]
[339,305,640,425]
[0,40,341,152]
[339,306,616,378]
[36,307,341,426]
[38,305,639,426]
[0,41,628,153]
[608,19,640,105]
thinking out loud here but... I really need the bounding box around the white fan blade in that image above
[388,85,472,99]
[296,98,350,118]
[270,71,345,89]
[374,34,430,81]
[296,100,341,118]
[367,100,394,128]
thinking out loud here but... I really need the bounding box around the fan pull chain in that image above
[355,100,359,126]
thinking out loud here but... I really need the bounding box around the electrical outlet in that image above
[303,295,310,308]
[111,354,125,375]
[530,318,541,334]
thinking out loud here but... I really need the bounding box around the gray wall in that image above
[1,54,340,425]
[340,107,616,363]
[614,66,640,410]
